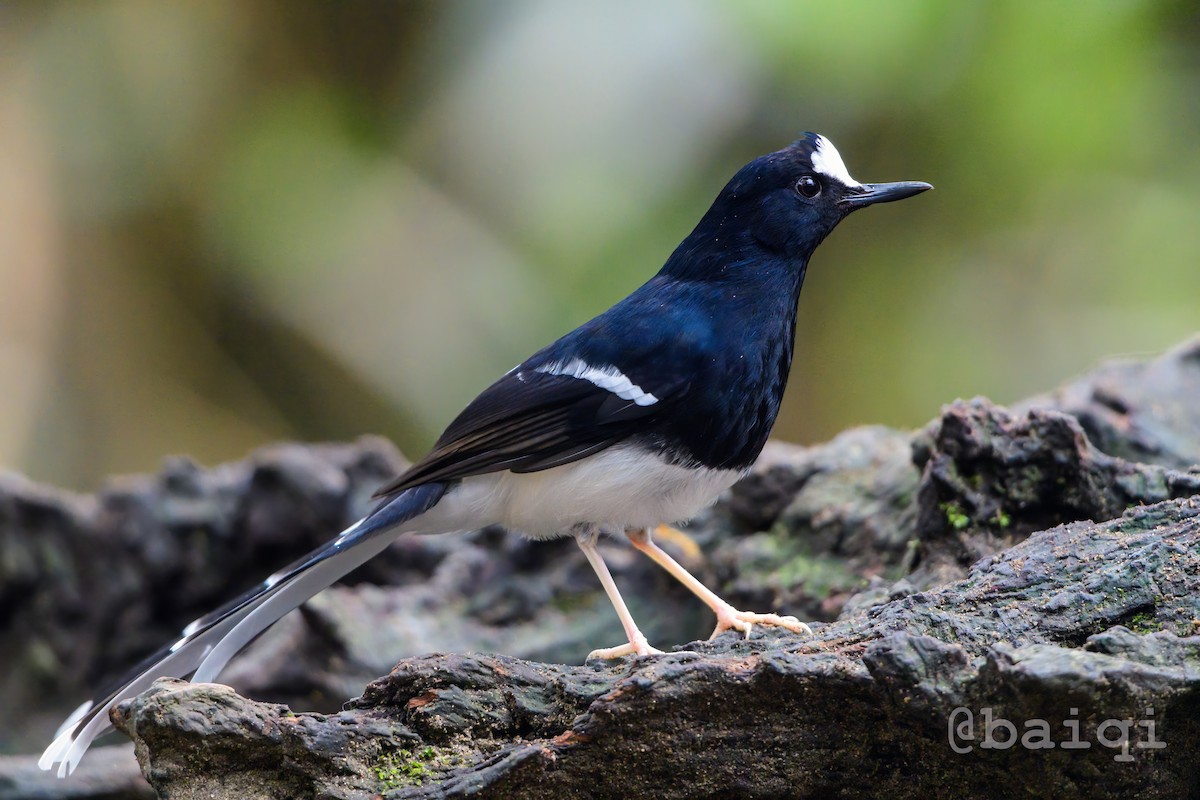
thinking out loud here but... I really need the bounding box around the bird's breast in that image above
[662,323,794,471]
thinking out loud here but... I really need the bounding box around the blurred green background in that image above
[1,1,1197,491]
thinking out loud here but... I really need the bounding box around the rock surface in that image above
[4,335,1199,799]
[113,497,1200,799]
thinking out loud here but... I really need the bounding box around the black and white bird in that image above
[41,132,930,776]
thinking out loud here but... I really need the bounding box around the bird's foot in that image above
[587,637,665,661]
[709,604,813,641]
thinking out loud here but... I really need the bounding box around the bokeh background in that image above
[1,1,1197,492]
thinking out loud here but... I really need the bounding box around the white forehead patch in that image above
[810,135,862,188]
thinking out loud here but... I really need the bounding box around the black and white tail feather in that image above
[39,482,447,777]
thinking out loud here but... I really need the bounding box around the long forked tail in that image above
[39,482,448,778]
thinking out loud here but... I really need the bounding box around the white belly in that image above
[401,445,743,539]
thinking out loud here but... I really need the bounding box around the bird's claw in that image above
[709,606,813,641]
[586,639,665,661]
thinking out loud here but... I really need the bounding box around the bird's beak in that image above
[840,180,932,209]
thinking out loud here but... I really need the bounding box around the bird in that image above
[41,132,930,776]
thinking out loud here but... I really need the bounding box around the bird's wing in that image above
[373,361,686,499]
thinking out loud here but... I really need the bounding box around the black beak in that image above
[840,180,932,209]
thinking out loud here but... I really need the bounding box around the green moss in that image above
[735,525,863,599]
[375,744,470,792]
[773,550,863,598]
[375,747,437,790]
[940,501,970,530]
[1125,611,1162,634]
[754,523,862,597]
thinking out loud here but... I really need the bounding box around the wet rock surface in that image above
[4,335,1200,799]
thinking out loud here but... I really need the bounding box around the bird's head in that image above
[735,132,932,257]
[666,133,931,274]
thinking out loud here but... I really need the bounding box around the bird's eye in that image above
[795,175,821,198]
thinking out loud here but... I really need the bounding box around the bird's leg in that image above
[575,530,664,660]
[647,523,703,561]
[629,526,813,640]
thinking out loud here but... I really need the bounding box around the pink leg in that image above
[576,535,664,659]
[629,526,813,640]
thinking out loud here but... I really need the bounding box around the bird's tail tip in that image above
[39,699,94,775]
